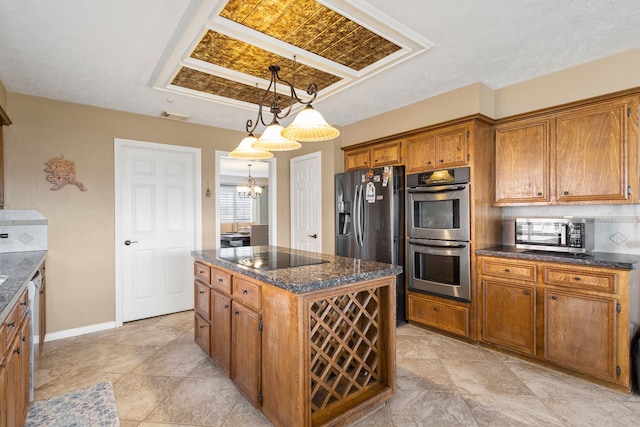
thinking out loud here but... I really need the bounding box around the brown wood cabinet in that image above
[477,255,639,392]
[405,123,469,173]
[193,259,397,426]
[407,292,469,337]
[343,139,402,171]
[2,289,30,427]
[494,94,639,205]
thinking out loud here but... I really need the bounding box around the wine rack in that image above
[309,287,381,418]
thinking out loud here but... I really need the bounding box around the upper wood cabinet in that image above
[406,123,469,173]
[494,117,550,204]
[343,139,402,171]
[494,95,639,205]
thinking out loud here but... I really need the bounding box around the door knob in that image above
[124,240,139,246]
[309,233,318,239]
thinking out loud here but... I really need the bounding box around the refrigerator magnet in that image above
[366,182,376,203]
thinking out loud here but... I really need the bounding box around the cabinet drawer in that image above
[233,277,262,311]
[194,262,211,284]
[194,312,210,355]
[482,259,537,281]
[543,266,617,293]
[212,268,232,294]
[407,293,469,337]
[194,281,211,318]
[4,295,23,345]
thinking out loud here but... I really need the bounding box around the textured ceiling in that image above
[1,0,640,135]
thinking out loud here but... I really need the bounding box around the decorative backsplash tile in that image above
[0,210,48,253]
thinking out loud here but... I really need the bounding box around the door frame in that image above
[114,138,202,327]
[290,151,322,252]
[214,150,277,248]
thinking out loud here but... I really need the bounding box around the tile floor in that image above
[33,310,640,426]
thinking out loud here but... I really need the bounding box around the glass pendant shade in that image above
[252,123,301,151]
[281,105,340,142]
[229,135,273,160]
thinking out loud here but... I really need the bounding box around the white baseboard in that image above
[43,321,118,342]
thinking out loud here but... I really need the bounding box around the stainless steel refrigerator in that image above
[335,165,405,324]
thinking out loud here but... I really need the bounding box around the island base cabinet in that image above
[231,300,262,407]
[544,289,618,382]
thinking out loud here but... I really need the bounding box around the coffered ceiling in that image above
[1,0,640,133]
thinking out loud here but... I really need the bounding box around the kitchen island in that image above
[191,246,402,427]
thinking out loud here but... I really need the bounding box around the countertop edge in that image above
[476,246,640,270]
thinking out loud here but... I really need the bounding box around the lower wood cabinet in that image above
[231,300,261,406]
[2,289,30,427]
[477,255,638,392]
[210,290,231,376]
[407,291,470,338]
[544,289,617,382]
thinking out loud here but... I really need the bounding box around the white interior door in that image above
[291,152,321,252]
[115,138,201,323]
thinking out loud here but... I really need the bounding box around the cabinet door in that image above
[231,301,262,406]
[0,365,6,427]
[544,289,617,381]
[5,333,22,427]
[555,100,629,202]
[344,148,370,171]
[18,318,29,425]
[405,132,436,173]
[371,140,402,167]
[494,118,550,204]
[211,291,232,376]
[194,313,210,355]
[194,281,211,319]
[435,124,468,168]
[482,280,536,356]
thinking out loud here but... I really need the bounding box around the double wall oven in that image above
[406,167,471,301]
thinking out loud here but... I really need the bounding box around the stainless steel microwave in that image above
[513,218,594,253]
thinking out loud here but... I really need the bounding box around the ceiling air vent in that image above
[160,111,190,121]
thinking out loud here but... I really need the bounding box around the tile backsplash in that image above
[0,210,48,253]
[503,204,640,255]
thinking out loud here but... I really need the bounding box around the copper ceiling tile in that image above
[191,30,341,91]
[220,0,401,70]
[172,67,294,110]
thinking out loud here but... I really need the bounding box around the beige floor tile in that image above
[543,398,640,426]
[397,358,456,392]
[462,394,564,426]
[131,341,209,377]
[388,390,478,426]
[443,359,533,396]
[113,374,183,422]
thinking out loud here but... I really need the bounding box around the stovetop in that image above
[218,247,328,271]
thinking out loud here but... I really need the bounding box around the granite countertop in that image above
[191,246,402,294]
[0,250,47,323]
[476,246,640,270]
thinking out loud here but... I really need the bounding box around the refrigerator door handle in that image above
[355,184,365,247]
[353,185,360,246]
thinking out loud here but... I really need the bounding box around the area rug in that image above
[26,382,120,426]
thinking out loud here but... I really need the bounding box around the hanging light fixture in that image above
[228,133,273,160]
[242,58,340,152]
[237,163,262,199]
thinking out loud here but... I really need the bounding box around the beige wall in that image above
[343,48,640,146]
[4,93,339,333]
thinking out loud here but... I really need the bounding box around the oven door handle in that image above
[409,240,467,249]
[408,185,467,194]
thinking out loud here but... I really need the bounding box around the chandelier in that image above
[237,164,262,199]
[229,58,340,158]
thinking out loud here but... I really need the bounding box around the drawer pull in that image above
[523,290,530,296]
[573,277,581,281]
[20,301,27,306]
[14,348,20,355]
[224,304,229,309]
[504,268,510,273]
[218,278,224,283]
[234,311,239,316]
[242,289,248,295]
[551,295,557,300]
[6,321,15,328]
[199,290,205,294]
[199,325,207,329]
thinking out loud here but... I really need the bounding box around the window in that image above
[220,185,254,223]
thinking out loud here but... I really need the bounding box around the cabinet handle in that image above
[504,268,510,273]
[523,290,529,296]
[6,321,15,328]
[199,325,207,329]
[563,191,569,196]
[14,348,20,355]
[439,159,444,163]
[20,301,27,306]
[218,278,224,283]
[433,307,438,312]
[427,161,432,165]
[199,290,205,294]
[551,295,557,300]
[22,335,26,342]
[573,277,581,281]
[234,311,239,316]
[242,289,248,295]
[224,304,229,309]
[537,192,543,196]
